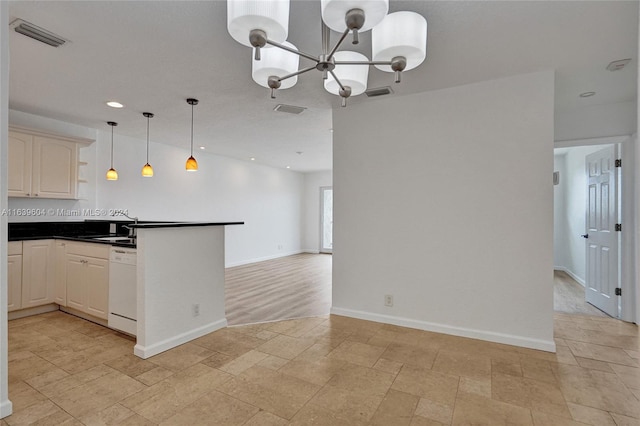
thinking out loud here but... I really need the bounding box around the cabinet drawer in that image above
[8,241,22,255]
[65,242,110,259]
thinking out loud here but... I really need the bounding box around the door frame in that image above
[555,135,636,323]
[319,186,333,254]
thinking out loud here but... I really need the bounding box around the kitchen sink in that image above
[92,236,135,242]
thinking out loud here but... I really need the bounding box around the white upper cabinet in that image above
[8,131,33,196]
[8,127,93,199]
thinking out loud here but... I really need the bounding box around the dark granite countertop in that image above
[129,222,244,229]
[8,220,244,248]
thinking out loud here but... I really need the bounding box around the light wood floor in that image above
[225,253,332,326]
[554,270,608,317]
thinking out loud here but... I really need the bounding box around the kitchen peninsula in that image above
[7,220,243,359]
[130,222,243,358]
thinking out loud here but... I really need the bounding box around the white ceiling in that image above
[7,1,638,172]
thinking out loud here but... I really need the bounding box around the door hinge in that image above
[615,224,622,232]
[615,288,622,296]
[615,159,622,167]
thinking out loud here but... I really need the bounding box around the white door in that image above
[320,187,333,253]
[584,146,619,317]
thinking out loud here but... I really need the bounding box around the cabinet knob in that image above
[26,193,30,196]
[34,193,39,197]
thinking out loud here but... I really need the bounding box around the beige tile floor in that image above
[3,310,639,425]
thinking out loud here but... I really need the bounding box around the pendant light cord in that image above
[190,102,194,157]
[146,115,150,163]
[110,125,114,168]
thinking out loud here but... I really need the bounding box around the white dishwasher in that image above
[108,247,137,336]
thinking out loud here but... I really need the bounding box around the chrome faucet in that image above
[112,211,138,238]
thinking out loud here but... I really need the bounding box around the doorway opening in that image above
[553,142,624,319]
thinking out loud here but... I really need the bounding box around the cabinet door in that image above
[8,131,33,197]
[54,241,67,306]
[85,257,109,320]
[65,254,86,312]
[32,136,77,199]
[22,240,55,308]
[7,255,23,312]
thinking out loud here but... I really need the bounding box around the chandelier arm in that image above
[326,28,351,61]
[277,65,317,82]
[328,70,347,91]
[321,21,330,54]
[265,39,319,63]
[334,61,393,66]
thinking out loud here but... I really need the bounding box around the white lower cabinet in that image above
[21,240,55,309]
[7,242,23,312]
[64,243,109,320]
[7,239,109,321]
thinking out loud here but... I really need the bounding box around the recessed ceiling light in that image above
[106,101,124,108]
[579,92,596,98]
[286,166,291,169]
[250,157,255,161]
[199,146,206,150]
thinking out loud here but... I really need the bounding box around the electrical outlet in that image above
[277,244,283,250]
[192,303,200,317]
[384,295,393,307]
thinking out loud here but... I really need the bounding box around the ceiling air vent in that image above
[11,19,66,47]
[273,104,306,115]
[606,59,631,72]
[365,86,394,97]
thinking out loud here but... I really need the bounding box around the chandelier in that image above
[227,0,427,107]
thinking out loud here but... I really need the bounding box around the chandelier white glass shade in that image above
[324,51,369,103]
[372,11,427,72]
[227,0,290,49]
[227,0,427,107]
[252,41,299,89]
[321,0,388,34]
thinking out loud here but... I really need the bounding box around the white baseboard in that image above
[226,250,303,268]
[330,307,557,353]
[0,399,12,418]
[134,318,227,359]
[554,266,585,287]
[302,249,320,254]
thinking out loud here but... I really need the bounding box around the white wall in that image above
[0,1,11,418]
[332,71,555,351]
[555,144,611,284]
[555,101,636,142]
[94,130,304,267]
[302,170,332,253]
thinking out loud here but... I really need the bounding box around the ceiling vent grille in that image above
[11,19,66,47]
[365,86,394,97]
[606,59,631,72]
[273,104,306,115]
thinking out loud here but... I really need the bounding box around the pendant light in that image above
[141,112,154,177]
[185,98,199,171]
[106,121,118,180]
